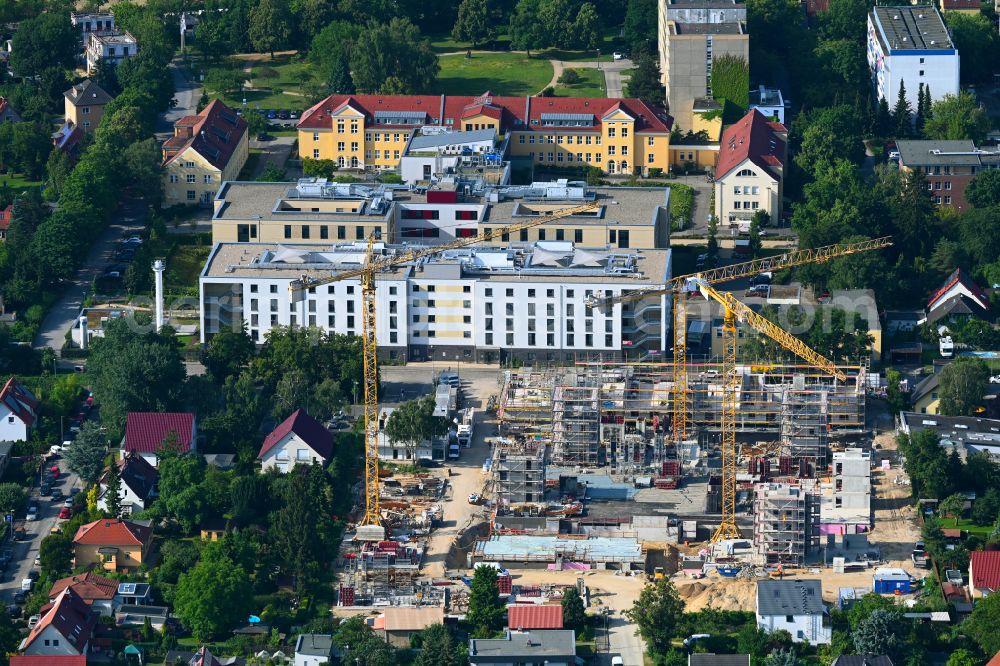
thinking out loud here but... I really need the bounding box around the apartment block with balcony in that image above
[210,178,672,250]
[296,92,673,176]
[753,482,820,567]
[71,12,115,37]
[162,100,248,207]
[84,31,138,72]
[199,241,671,363]
[895,139,1000,211]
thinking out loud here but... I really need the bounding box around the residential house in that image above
[85,31,138,73]
[748,85,786,124]
[0,376,38,442]
[163,646,245,666]
[468,629,577,666]
[97,451,158,515]
[755,579,831,644]
[200,518,230,541]
[374,607,445,648]
[923,268,990,328]
[258,409,334,472]
[507,604,564,630]
[64,79,113,133]
[70,12,116,37]
[297,92,673,175]
[911,371,941,415]
[113,581,152,607]
[72,518,152,573]
[830,658,894,666]
[896,141,1000,211]
[969,550,1000,598]
[867,7,959,110]
[713,109,787,228]
[10,657,87,666]
[122,412,196,467]
[0,96,21,123]
[116,604,168,632]
[18,587,97,657]
[48,572,118,616]
[689,656,751,666]
[0,203,12,241]
[294,633,335,666]
[161,99,248,207]
[51,122,85,156]
[937,0,979,14]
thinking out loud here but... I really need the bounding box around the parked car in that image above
[289,111,299,119]
[122,235,143,245]
[6,604,21,618]
[116,248,136,262]
[26,570,39,581]
[745,284,770,298]
[277,109,290,120]
[63,498,73,508]
[39,484,50,496]
[26,506,37,521]
[13,591,27,603]
[749,273,772,286]
[266,109,278,119]
[468,493,481,504]
[51,488,64,501]
[103,264,128,278]
[256,132,270,141]
[27,614,40,629]
[612,52,624,60]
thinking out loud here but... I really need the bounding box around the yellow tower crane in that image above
[685,277,847,542]
[289,201,601,539]
[589,237,892,443]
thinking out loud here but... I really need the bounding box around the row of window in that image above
[282,224,379,240]
[484,316,612,333]
[731,200,761,210]
[482,332,612,347]
[169,174,213,184]
[927,181,953,191]
[933,195,952,205]
[733,185,761,195]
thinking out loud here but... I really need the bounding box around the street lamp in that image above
[353,380,359,407]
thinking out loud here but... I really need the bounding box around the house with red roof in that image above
[923,268,990,328]
[122,412,196,467]
[296,91,673,176]
[0,376,38,442]
[508,604,564,630]
[0,203,13,241]
[259,408,334,472]
[162,99,248,207]
[72,518,153,573]
[969,550,1000,598]
[98,450,158,515]
[18,587,97,657]
[713,109,787,229]
[48,572,118,616]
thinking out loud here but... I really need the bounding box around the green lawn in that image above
[952,519,996,537]
[0,172,44,193]
[165,243,212,292]
[206,54,317,112]
[238,150,263,180]
[437,53,553,96]
[553,68,606,98]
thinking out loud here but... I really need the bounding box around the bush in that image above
[378,172,403,184]
[648,168,663,178]
[539,87,555,97]
[558,69,581,85]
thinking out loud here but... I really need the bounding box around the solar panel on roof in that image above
[219,111,238,125]
[119,583,136,594]
[374,110,425,124]
[209,126,229,142]
[540,113,594,127]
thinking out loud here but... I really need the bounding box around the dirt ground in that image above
[509,569,650,614]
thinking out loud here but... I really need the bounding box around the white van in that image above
[20,578,33,592]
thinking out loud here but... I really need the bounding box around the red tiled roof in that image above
[927,268,989,310]
[508,604,564,629]
[298,92,672,134]
[0,376,38,428]
[49,572,117,602]
[123,412,194,454]
[19,587,97,654]
[0,204,12,232]
[11,657,88,666]
[987,650,1000,666]
[259,408,334,460]
[715,109,787,181]
[163,99,247,170]
[73,518,152,547]
[972,551,1000,591]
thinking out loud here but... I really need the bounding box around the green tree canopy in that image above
[174,554,253,640]
[249,0,292,57]
[943,12,1000,84]
[965,170,1000,209]
[939,492,966,526]
[923,92,991,143]
[963,589,1000,655]
[452,0,497,46]
[350,18,439,94]
[0,482,26,515]
[624,579,685,654]
[413,623,461,666]
[626,53,663,108]
[938,358,990,416]
[202,323,255,384]
[9,12,77,77]
[468,565,506,636]
[39,532,72,576]
[64,422,109,485]
[384,396,450,456]
[561,586,587,631]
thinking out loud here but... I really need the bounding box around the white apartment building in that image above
[199,241,671,364]
[85,31,138,72]
[867,6,959,110]
[820,448,872,536]
[71,12,115,37]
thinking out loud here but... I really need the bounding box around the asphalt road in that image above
[604,612,645,666]
[156,56,203,137]
[0,464,80,603]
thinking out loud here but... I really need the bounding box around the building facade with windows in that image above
[210,179,671,251]
[162,99,248,207]
[713,109,786,226]
[71,12,115,37]
[895,139,1000,211]
[84,31,138,72]
[296,93,673,175]
[867,6,959,110]
[199,241,671,363]
[63,79,112,134]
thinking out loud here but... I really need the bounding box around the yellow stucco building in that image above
[296,93,674,176]
[63,79,113,133]
[162,99,248,207]
[72,518,152,573]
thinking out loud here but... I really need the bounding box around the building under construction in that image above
[752,482,820,567]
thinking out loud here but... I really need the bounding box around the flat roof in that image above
[486,186,668,228]
[896,140,983,166]
[672,21,746,34]
[409,128,496,151]
[475,535,644,561]
[213,181,397,223]
[469,630,576,660]
[899,412,1000,452]
[871,6,954,51]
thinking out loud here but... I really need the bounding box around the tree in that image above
[624,579,685,654]
[0,482,26,515]
[749,210,768,257]
[350,18,439,94]
[561,586,586,631]
[272,464,336,586]
[202,323,255,383]
[946,648,978,666]
[939,493,966,527]
[966,169,1000,208]
[230,474,271,526]
[452,0,495,47]
[468,566,506,636]
[8,13,77,77]
[414,623,460,666]
[623,0,657,53]
[64,422,108,485]
[963,590,1000,654]
[157,452,208,533]
[385,396,450,458]
[875,96,892,137]
[572,3,601,51]
[39,532,72,575]
[938,358,990,416]
[204,68,245,97]
[892,80,912,138]
[793,105,864,177]
[509,0,546,55]
[626,53,663,107]
[886,369,909,415]
[853,609,905,659]
[332,615,396,665]
[914,83,927,135]
[249,0,292,58]
[104,460,123,518]
[174,555,253,640]
[923,92,991,143]
[766,649,802,666]
[972,487,1000,526]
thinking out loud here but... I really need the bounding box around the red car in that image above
[58,507,72,519]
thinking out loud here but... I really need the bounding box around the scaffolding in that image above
[498,369,556,442]
[496,447,546,507]
[752,482,820,567]
[551,382,601,467]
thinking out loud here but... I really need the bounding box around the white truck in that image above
[457,408,475,448]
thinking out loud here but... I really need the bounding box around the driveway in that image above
[250,136,296,178]
[603,612,646,665]
[0,465,81,602]
[156,56,202,138]
[33,199,148,352]
[545,58,634,98]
